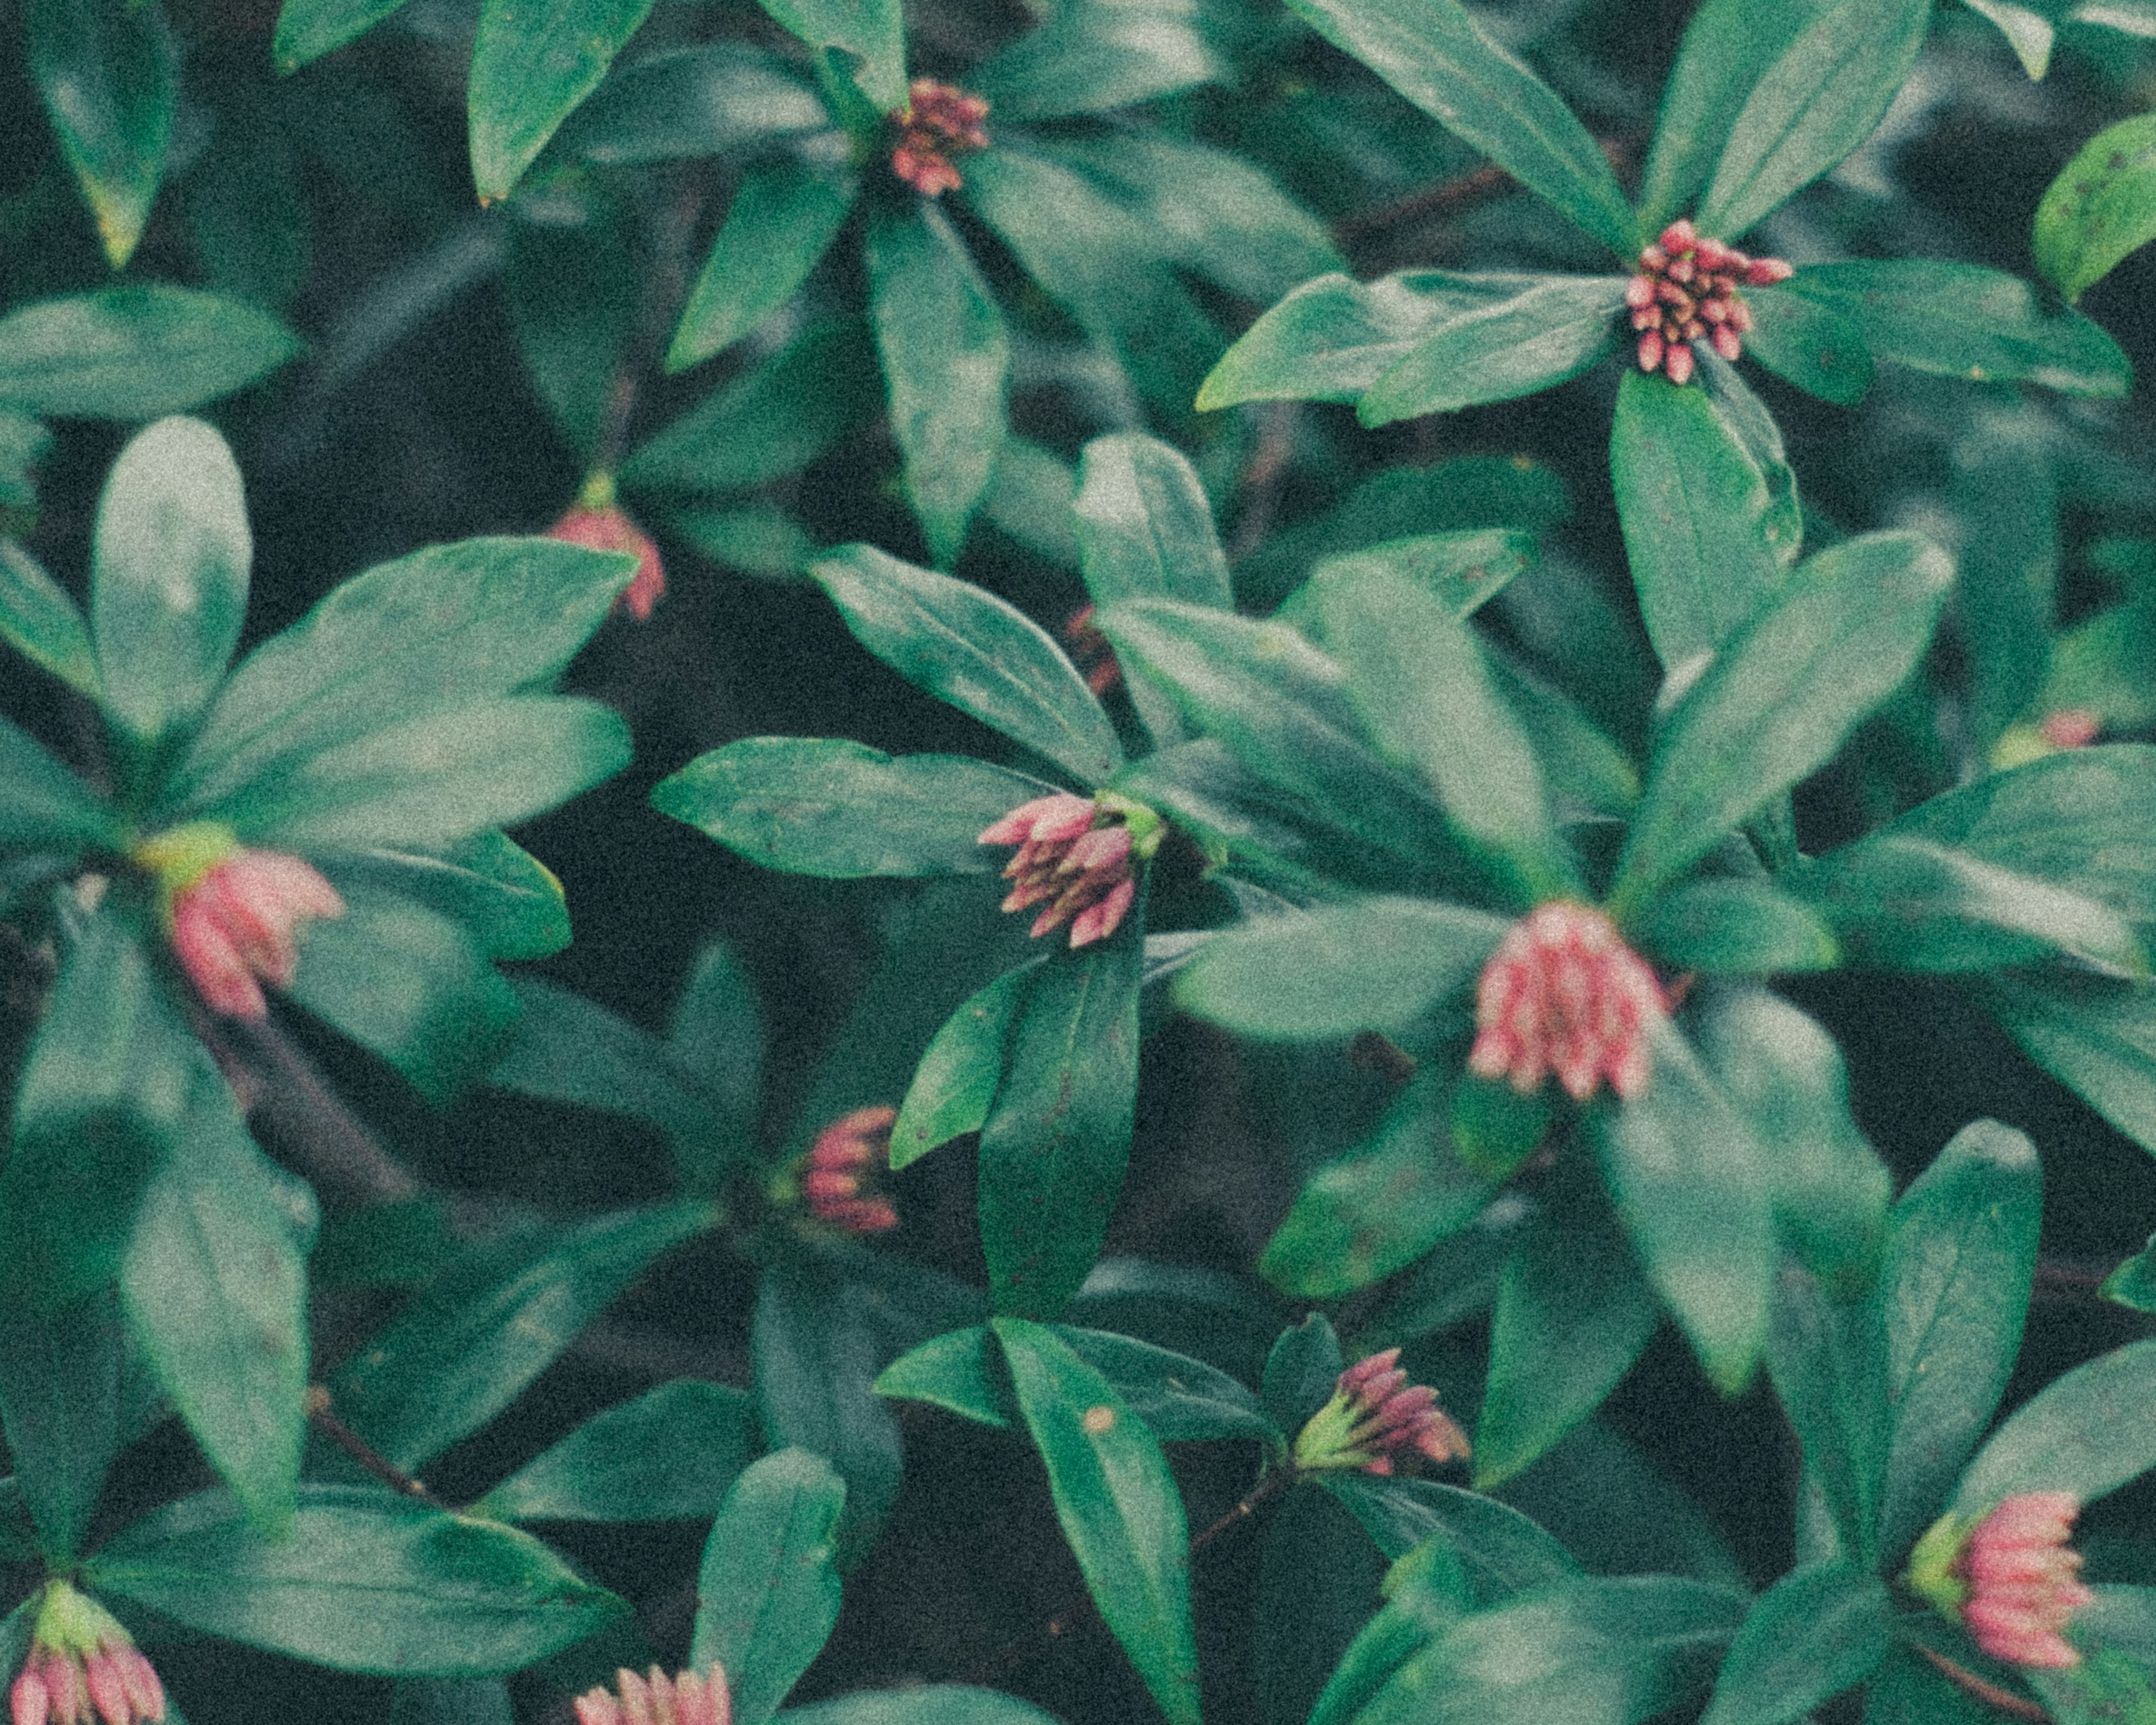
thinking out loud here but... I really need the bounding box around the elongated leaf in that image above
[91,417,249,749]
[88,1485,625,1676]
[327,1204,715,1472]
[0,288,301,421]
[0,540,99,698]
[1983,971,2156,1154]
[1876,1120,2040,1563]
[1954,1335,2156,1513]
[781,1691,1059,1725]
[813,545,1121,786]
[1277,0,1636,256]
[1283,533,1538,635]
[555,44,828,164]
[1261,1312,1345,1434]
[1319,1473,1580,1596]
[891,963,1036,1170]
[1954,411,2058,755]
[655,739,1050,879]
[468,0,659,200]
[1630,877,1838,974]
[1742,285,1873,404]
[1698,0,1931,239]
[1256,1485,1390,1725]
[26,0,177,267]
[751,0,903,109]
[995,1318,1200,1725]
[666,162,857,371]
[1074,434,1233,613]
[1359,276,1629,426]
[1701,1560,1890,1725]
[1611,532,1953,910]
[272,0,413,69]
[980,925,1143,1318]
[2035,113,2156,302]
[1766,1258,1889,1567]
[688,1450,844,1725]
[1305,1536,1465,1725]
[478,1381,760,1523]
[0,717,121,854]
[864,203,1009,567]
[0,1292,124,1563]
[970,0,1218,118]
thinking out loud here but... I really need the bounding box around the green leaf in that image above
[780,1689,1061,1725]
[1285,533,1538,635]
[1982,971,2156,1154]
[477,1381,760,1523]
[1636,0,1834,232]
[994,1317,1200,1725]
[2035,113,2156,302]
[1954,411,2058,755]
[874,1326,1010,1426]
[891,963,1036,1170]
[1316,563,1578,902]
[88,1485,626,1676]
[1610,367,1792,670]
[1742,285,1873,405]
[0,1292,124,1563]
[666,162,858,371]
[688,1450,844,1725]
[1486,649,1641,818]
[1175,897,1506,1042]
[1276,0,1636,256]
[0,539,98,698]
[1700,1560,1890,1725]
[1305,1535,1465,1725]
[1054,1329,1276,1443]
[1591,1019,1777,1393]
[1318,1473,1580,1595]
[1876,1120,2040,1563]
[1260,1074,1513,1300]
[1769,1262,1889,1571]
[467,0,659,201]
[0,413,49,514]
[1967,0,2057,77]
[1196,272,1502,411]
[1261,1311,1345,1434]
[1475,1159,1658,1488]
[864,202,1009,566]
[655,739,1050,879]
[1257,1486,1390,1725]
[0,716,121,855]
[26,0,177,267]
[970,0,1218,117]
[749,0,903,109]
[813,545,1121,786]
[1352,1575,1746,1725]
[327,1204,715,1472]
[1697,0,1932,239]
[1630,877,1838,974]
[0,288,301,421]
[1954,1335,2156,1513]
[1358,277,1629,426]
[981,926,1143,1318]
[1611,532,1953,910]
[1784,261,2131,397]
[2104,1234,2156,1313]
[555,44,828,163]
[272,0,412,69]
[171,536,631,813]
[91,417,249,750]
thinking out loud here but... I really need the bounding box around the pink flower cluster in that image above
[550,500,666,622]
[1468,902,1667,1102]
[9,1589,163,1725]
[1294,1348,1470,1475]
[1958,1493,2095,1669]
[977,793,1140,948]
[574,1666,730,1725]
[1626,218,1793,386]
[803,1105,899,1234]
[890,80,990,197]
[170,848,345,1021]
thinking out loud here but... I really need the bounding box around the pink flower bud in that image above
[1746,256,1794,285]
[577,1667,732,1725]
[1063,604,1122,696]
[157,842,345,1020]
[1469,902,1668,1102]
[1664,341,1696,385]
[1712,324,1743,362]
[801,1106,899,1233]
[1957,1494,2094,1669]
[2040,709,2101,750]
[889,80,991,195]
[1295,1349,1470,1474]
[1624,276,1656,310]
[1637,331,1665,374]
[980,793,1157,948]
[1625,220,1789,386]
[1658,218,1697,254]
[550,500,665,621]
[10,1589,163,1725]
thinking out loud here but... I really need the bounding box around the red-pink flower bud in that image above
[141,829,345,1021]
[1469,902,1668,1102]
[1624,221,1787,383]
[800,1105,899,1233]
[11,1588,163,1725]
[1063,604,1122,696]
[550,500,665,620]
[1711,324,1743,362]
[979,793,1158,948]
[2040,709,2101,750]
[1659,218,1697,254]
[1664,341,1696,385]
[1745,256,1794,285]
[575,1665,732,1725]
[1294,1348,1469,1474]
[889,79,991,196]
[1957,1494,2094,1669]
[1637,330,1665,375]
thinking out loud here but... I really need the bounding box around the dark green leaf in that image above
[1055,1329,1275,1444]
[780,1687,1060,1725]
[556,44,828,164]
[272,0,413,69]
[1630,877,1839,974]
[750,0,903,109]
[1983,971,2156,1154]
[1359,277,1629,426]
[814,544,1121,786]
[1701,1560,1890,1725]
[1256,1486,1388,1725]
[970,0,1218,118]
[467,0,659,200]
[688,1450,844,1725]
[478,1382,760,1523]
[864,203,1009,566]
[337,834,570,964]
[1954,1335,2156,1513]
[655,739,1051,879]
[1262,1311,1346,1435]
[1318,1473,1581,1596]
[2035,113,2156,302]
[1954,412,2058,755]
[1612,532,1953,910]
[1743,285,1872,405]
[0,1291,124,1563]
[0,716,121,855]
[90,416,249,749]
[2102,1235,2156,1313]
[891,964,1036,1170]
[1697,0,1932,239]
[26,0,177,267]
[874,1326,1010,1426]
[1304,1534,1464,1725]
[994,1317,1200,1725]
[1282,532,1538,632]
[0,539,98,699]
[0,289,301,421]
[0,413,48,514]
[327,1204,716,1472]
[503,189,638,459]
[88,1485,626,1676]
[666,162,857,371]
[1277,0,1636,255]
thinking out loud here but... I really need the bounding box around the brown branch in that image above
[307,1386,432,1501]
[220,1014,422,1203]
[1335,163,1511,240]
[1913,1645,2054,1723]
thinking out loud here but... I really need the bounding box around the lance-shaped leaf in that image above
[1697,0,1933,240]
[1281,532,1538,633]
[273,0,413,68]
[1876,1120,2040,1563]
[782,1694,1061,1725]
[0,1292,126,1564]
[980,923,1143,1318]
[994,1318,1200,1725]
[666,162,858,371]
[0,288,301,422]
[1629,876,1838,975]
[1700,1560,1890,1725]
[865,203,1009,567]
[1318,1474,1580,1596]
[1766,1260,1889,1565]
[1304,1536,1467,1725]
[1953,1335,2156,1514]
[1966,0,2055,78]
[891,962,1038,1170]
[478,1381,760,1523]
[0,539,99,699]
[1256,1485,1390,1725]
[555,43,828,164]
[688,1450,844,1725]
[1610,532,1953,912]
[468,0,658,200]
[92,417,249,751]
[750,0,903,109]
[2035,112,2156,303]
[1742,285,1872,405]
[1782,261,2131,398]
[1591,1018,1778,1394]
[0,717,121,855]
[87,1485,626,1675]
[26,0,177,267]
[1358,276,1630,426]
[1261,1311,1344,1434]
[1953,411,2058,755]
[655,739,1052,879]
[970,0,1218,118]
[1278,0,1636,256]
[1983,972,2156,1155]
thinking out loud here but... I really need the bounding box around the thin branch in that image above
[222,1015,422,1203]
[1335,162,1511,240]
[1912,1645,2054,1723]
[307,1386,432,1500]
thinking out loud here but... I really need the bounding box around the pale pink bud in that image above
[9,1598,163,1725]
[1637,331,1665,373]
[802,1106,898,1233]
[579,1668,732,1725]
[1664,341,1696,385]
[1624,275,1656,310]
[1658,218,1697,254]
[2040,709,2101,750]
[978,793,1094,848]
[550,502,666,620]
[168,850,345,1020]
[1712,324,1743,362]
[1958,1493,2094,1669]
[981,793,1154,947]
[889,80,990,195]
[13,1666,48,1725]
[1068,874,1136,947]
[1745,256,1794,285]
[1469,903,1668,1102]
